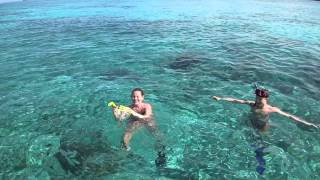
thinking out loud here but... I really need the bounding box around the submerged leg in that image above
[260,123,270,132]
[255,146,267,175]
[146,120,167,167]
[121,120,143,151]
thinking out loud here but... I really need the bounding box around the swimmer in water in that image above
[111,88,166,166]
[212,87,319,131]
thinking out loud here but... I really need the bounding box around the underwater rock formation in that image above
[54,142,148,177]
[27,135,60,167]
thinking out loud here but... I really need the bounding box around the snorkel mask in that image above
[253,83,269,98]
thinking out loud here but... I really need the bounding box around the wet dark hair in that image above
[131,88,144,96]
[255,88,269,98]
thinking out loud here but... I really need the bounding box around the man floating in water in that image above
[111,88,166,167]
[212,85,319,175]
[212,85,319,131]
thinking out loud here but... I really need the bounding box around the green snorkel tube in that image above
[253,83,258,90]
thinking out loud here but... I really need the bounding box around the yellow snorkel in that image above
[107,101,117,108]
[107,101,132,127]
[107,101,132,114]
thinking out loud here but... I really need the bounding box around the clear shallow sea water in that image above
[1,0,320,179]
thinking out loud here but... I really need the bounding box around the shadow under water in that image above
[98,68,140,82]
[168,55,202,71]
[54,142,148,178]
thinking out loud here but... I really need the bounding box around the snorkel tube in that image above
[253,83,258,90]
[107,101,117,108]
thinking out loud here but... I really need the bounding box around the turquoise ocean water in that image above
[1,0,320,179]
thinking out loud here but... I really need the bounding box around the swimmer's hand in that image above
[127,108,152,122]
[115,108,131,122]
[108,101,132,123]
[212,96,221,101]
[128,109,145,119]
[297,122,320,131]
[118,105,132,113]
[307,123,320,129]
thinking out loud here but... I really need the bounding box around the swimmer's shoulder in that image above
[143,103,152,109]
[265,105,280,113]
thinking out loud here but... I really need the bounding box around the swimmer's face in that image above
[256,96,267,104]
[131,91,144,105]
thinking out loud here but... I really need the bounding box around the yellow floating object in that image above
[108,101,117,108]
[107,101,131,114]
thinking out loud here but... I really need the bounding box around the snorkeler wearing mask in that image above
[212,85,319,131]
[212,85,319,175]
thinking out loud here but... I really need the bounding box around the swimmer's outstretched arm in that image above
[212,96,255,105]
[129,104,153,122]
[272,107,319,128]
